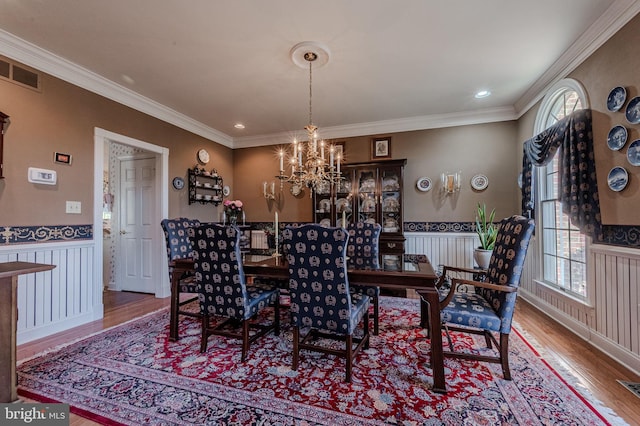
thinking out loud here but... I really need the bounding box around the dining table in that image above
[242,253,447,393]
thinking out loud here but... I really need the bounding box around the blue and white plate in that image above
[625,96,640,124]
[627,139,640,166]
[416,177,432,192]
[607,86,626,112]
[607,125,627,151]
[607,166,628,192]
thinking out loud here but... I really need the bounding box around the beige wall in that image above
[234,121,520,223]
[0,59,232,225]
[566,13,640,225]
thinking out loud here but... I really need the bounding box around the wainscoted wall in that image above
[405,231,640,374]
[0,240,101,345]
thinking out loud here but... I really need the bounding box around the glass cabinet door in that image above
[380,166,402,234]
[335,171,353,226]
[313,179,333,226]
[355,168,378,225]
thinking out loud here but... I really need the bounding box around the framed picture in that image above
[371,137,391,159]
[54,152,72,165]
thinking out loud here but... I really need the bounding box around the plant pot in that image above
[473,248,492,269]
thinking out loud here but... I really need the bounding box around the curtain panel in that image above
[521,109,603,242]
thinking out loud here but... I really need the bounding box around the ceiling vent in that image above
[0,57,41,91]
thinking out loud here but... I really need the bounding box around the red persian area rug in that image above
[18,297,623,425]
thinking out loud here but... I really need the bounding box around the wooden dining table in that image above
[242,253,447,393]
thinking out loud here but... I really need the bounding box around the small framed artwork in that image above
[371,137,391,160]
[54,152,72,165]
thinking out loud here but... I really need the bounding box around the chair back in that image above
[192,224,250,319]
[477,215,535,331]
[346,222,381,269]
[161,217,201,279]
[282,224,355,334]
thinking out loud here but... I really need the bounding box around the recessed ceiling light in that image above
[234,123,245,129]
[475,90,491,99]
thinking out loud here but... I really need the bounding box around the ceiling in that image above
[1,1,639,148]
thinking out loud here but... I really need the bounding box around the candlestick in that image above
[330,146,334,168]
[271,182,275,195]
[342,210,346,228]
[320,140,325,160]
[273,212,281,257]
[337,153,341,175]
[263,181,267,197]
[279,150,284,172]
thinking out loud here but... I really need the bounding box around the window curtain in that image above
[521,108,603,242]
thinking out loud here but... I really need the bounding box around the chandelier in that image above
[276,42,342,196]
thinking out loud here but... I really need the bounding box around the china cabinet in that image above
[313,159,406,258]
[188,167,223,205]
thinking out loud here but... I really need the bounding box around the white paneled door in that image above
[118,157,157,293]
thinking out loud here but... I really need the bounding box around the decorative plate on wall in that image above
[416,177,432,192]
[607,166,628,192]
[607,86,626,112]
[470,174,489,191]
[222,185,230,196]
[172,177,184,190]
[625,96,640,124]
[607,125,627,151]
[627,139,640,166]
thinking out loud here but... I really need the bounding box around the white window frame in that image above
[533,78,592,303]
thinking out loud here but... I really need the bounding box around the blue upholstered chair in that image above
[346,222,382,335]
[161,217,201,341]
[192,223,280,361]
[282,224,370,383]
[420,215,535,380]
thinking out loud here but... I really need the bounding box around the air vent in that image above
[0,57,41,91]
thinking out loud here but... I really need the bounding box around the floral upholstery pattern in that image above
[441,216,535,334]
[192,223,279,359]
[436,215,535,380]
[161,217,200,293]
[284,224,369,334]
[283,224,371,382]
[193,224,279,321]
[346,222,382,334]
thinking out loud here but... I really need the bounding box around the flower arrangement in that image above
[224,199,243,224]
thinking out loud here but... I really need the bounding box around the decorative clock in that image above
[197,148,210,164]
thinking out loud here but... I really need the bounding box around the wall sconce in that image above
[263,181,276,200]
[440,171,461,194]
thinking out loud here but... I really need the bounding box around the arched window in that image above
[534,78,589,298]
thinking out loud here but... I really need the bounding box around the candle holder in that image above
[262,181,276,200]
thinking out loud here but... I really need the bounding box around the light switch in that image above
[66,201,81,214]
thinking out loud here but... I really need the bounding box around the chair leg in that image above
[274,296,281,335]
[484,331,493,349]
[292,327,300,371]
[345,334,353,383]
[443,323,454,352]
[364,311,370,350]
[373,295,379,335]
[500,333,511,380]
[169,274,180,341]
[200,315,209,353]
[241,320,250,362]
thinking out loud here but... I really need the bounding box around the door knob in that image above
[120,230,128,235]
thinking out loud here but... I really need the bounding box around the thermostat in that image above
[28,167,57,185]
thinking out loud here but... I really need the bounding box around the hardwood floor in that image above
[17,292,640,425]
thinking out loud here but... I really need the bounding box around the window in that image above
[534,79,589,298]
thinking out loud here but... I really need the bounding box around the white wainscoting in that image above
[405,232,640,375]
[0,241,102,344]
[405,232,479,273]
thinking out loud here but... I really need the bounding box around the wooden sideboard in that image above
[0,261,55,403]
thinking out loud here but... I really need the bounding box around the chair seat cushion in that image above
[244,286,279,320]
[350,284,380,298]
[441,292,501,332]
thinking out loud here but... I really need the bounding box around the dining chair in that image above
[418,215,535,380]
[282,224,370,382]
[346,222,382,335]
[161,217,201,341]
[192,223,280,361]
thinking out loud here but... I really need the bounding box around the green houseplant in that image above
[474,203,498,268]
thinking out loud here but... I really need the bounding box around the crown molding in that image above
[514,0,640,117]
[0,29,234,148]
[232,106,517,148]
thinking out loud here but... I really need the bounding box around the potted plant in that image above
[474,202,498,269]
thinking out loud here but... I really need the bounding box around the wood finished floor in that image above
[17,291,640,425]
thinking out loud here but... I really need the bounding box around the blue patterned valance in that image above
[521,109,603,242]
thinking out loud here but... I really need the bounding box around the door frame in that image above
[94,128,170,302]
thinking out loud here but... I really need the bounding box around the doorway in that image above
[94,128,170,314]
